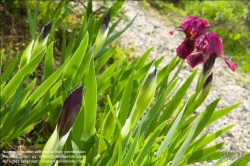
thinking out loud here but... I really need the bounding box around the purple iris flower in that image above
[170,16,210,59]
[187,32,235,71]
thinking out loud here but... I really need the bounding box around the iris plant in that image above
[170,16,235,93]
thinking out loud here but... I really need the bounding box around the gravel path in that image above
[114,1,250,165]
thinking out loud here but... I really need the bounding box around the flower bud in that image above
[40,22,52,42]
[120,66,157,141]
[94,11,110,56]
[101,11,110,31]
[57,86,83,137]
[203,53,216,77]
[32,22,52,59]
[203,73,213,91]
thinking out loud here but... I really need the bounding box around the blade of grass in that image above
[170,114,201,166]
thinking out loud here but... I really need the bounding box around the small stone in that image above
[230,143,237,151]
[227,131,234,137]
[243,102,250,112]
[243,83,250,90]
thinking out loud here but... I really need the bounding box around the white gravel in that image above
[113,1,250,165]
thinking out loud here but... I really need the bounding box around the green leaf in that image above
[63,32,89,89]
[193,99,220,139]
[1,54,19,83]
[21,96,62,135]
[108,18,121,35]
[39,126,59,166]
[97,61,119,93]
[72,46,94,88]
[121,125,141,166]
[95,47,116,72]
[86,14,95,47]
[158,68,198,124]
[186,142,224,164]
[72,13,88,53]
[184,85,211,118]
[110,0,125,20]
[136,121,166,165]
[1,82,22,138]
[208,103,241,125]
[30,80,62,115]
[20,40,34,68]
[15,101,31,134]
[103,15,137,48]
[0,49,45,108]
[0,49,3,76]
[136,88,168,137]
[98,110,116,154]
[230,152,250,166]
[156,97,190,157]
[106,152,118,166]
[134,60,155,83]
[129,66,157,126]
[84,59,97,135]
[95,27,108,56]
[107,95,122,131]
[188,125,234,152]
[86,0,92,18]
[193,151,221,163]
[65,28,76,60]
[118,73,134,126]
[98,95,121,154]
[18,78,36,109]
[134,47,153,70]
[170,114,201,166]
[28,60,67,106]
[44,41,54,80]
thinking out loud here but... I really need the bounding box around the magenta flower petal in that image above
[222,56,236,71]
[170,16,210,60]
[181,16,210,40]
[169,27,183,35]
[57,86,83,137]
[181,16,197,30]
[187,51,207,68]
[188,32,236,71]
[203,32,223,56]
[176,39,195,59]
